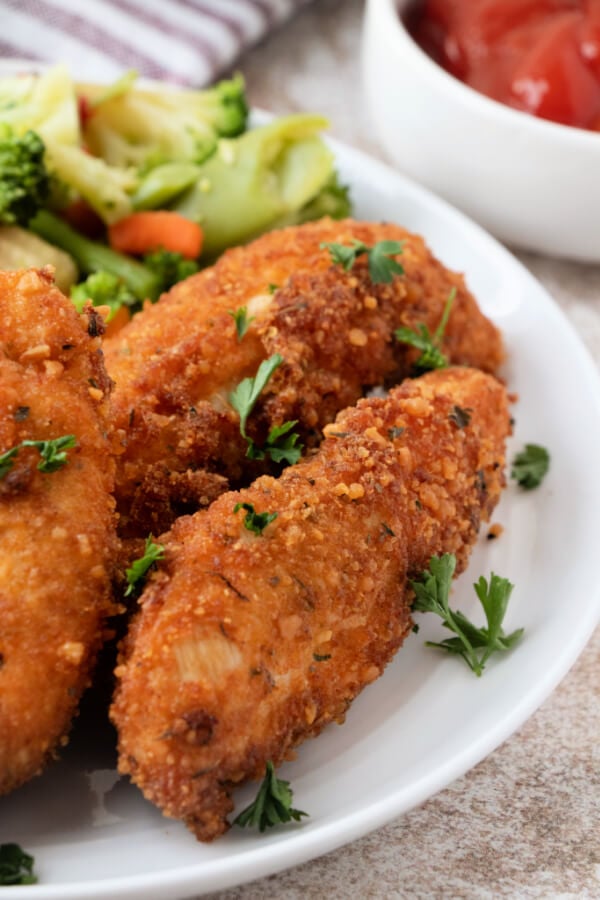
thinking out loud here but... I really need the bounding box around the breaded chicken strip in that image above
[104,218,503,537]
[111,367,510,841]
[0,268,117,796]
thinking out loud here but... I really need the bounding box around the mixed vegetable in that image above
[0,64,351,330]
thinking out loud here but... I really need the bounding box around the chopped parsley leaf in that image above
[229,354,283,440]
[0,434,76,478]
[0,446,19,479]
[229,355,302,465]
[394,287,456,373]
[247,420,303,466]
[234,502,277,535]
[320,239,404,284]
[228,306,255,341]
[124,536,165,597]
[23,435,77,472]
[511,443,550,490]
[0,843,37,885]
[410,553,523,676]
[233,761,308,831]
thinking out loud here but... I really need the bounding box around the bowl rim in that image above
[375,0,600,149]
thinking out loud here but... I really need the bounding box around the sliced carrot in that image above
[108,211,203,259]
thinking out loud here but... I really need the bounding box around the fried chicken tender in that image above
[104,218,504,537]
[0,268,117,796]
[111,367,510,841]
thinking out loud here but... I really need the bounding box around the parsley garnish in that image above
[511,443,550,489]
[228,306,255,342]
[0,434,76,479]
[449,405,472,429]
[0,447,19,479]
[247,420,302,466]
[233,761,308,832]
[0,843,37,885]
[230,354,282,438]
[28,435,77,472]
[394,287,456,373]
[321,239,404,284]
[124,536,165,597]
[234,502,277,535]
[410,553,523,676]
[229,355,303,464]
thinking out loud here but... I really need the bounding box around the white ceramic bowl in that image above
[362,0,600,263]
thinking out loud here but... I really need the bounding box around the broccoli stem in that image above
[29,210,161,301]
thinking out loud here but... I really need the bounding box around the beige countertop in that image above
[201,2,600,898]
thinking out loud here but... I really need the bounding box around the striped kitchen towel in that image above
[0,0,313,85]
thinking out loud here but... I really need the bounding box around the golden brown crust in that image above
[0,268,117,796]
[111,367,510,841]
[105,219,504,537]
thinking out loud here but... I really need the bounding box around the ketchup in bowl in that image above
[407,0,600,131]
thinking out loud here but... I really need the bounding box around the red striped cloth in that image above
[0,0,312,86]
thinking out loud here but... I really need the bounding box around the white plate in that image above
[1,81,600,900]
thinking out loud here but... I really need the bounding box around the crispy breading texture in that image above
[104,218,504,537]
[111,367,510,841]
[0,268,117,796]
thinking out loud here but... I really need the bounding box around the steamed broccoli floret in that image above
[81,73,249,172]
[143,248,199,293]
[62,246,195,324]
[70,271,138,318]
[67,251,196,319]
[0,129,50,226]
[205,75,248,138]
[0,65,137,225]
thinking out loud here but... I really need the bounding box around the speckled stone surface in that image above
[201,2,600,896]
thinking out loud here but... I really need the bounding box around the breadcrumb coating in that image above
[104,218,504,537]
[111,367,510,841]
[0,268,117,796]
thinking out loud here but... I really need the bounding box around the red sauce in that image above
[406,1,600,131]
